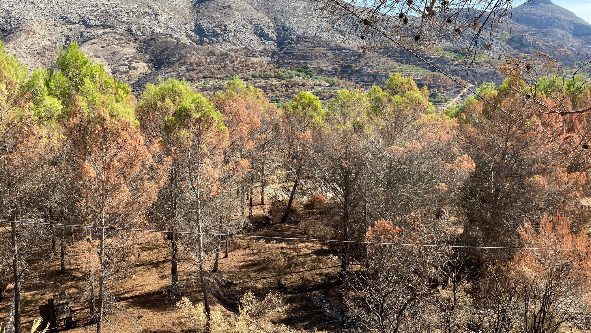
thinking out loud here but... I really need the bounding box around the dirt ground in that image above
[0,203,346,333]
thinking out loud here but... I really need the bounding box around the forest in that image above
[1,39,591,333]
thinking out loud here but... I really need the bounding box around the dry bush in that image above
[346,219,454,333]
[304,194,327,211]
[478,213,591,333]
[176,291,308,333]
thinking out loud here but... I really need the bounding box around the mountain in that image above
[511,0,591,37]
[505,0,591,64]
[1,0,590,102]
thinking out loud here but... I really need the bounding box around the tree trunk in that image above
[339,173,350,282]
[51,234,57,254]
[212,217,222,273]
[240,186,245,217]
[212,243,220,273]
[188,132,211,332]
[97,216,105,333]
[197,196,211,333]
[339,229,349,283]
[88,229,96,323]
[224,237,229,259]
[170,164,180,296]
[249,177,253,218]
[0,281,7,303]
[260,162,266,206]
[249,194,253,218]
[50,217,56,254]
[171,234,179,295]
[11,221,21,333]
[281,175,299,224]
[60,232,66,273]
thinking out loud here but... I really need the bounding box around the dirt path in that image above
[444,83,473,108]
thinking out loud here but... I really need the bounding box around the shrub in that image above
[176,292,302,333]
[304,194,327,210]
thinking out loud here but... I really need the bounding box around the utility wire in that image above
[0,220,577,251]
[250,265,342,281]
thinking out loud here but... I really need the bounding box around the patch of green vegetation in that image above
[495,30,513,42]
[241,66,345,85]
[428,92,450,105]
[375,64,436,75]
[436,48,467,61]
[444,103,464,118]
[435,48,500,64]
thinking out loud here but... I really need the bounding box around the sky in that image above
[547,0,591,24]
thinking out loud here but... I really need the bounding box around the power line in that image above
[0,220,577,252]
[249,265,342,281]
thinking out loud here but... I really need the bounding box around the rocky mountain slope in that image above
[506,0,591,65]
[193,0,353,51]
[1,0,590,101]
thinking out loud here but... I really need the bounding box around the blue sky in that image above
[548,0,591,24]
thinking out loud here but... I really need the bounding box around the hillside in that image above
[506,0,591,65]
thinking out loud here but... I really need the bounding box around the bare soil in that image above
[0,202,346,333]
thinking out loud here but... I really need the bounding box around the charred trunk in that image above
[339,173,351,282]
[212,242,220,273]
[171,234,179,295]
[224,237,229,259]
[0,281,7,303]
[60,233,66,273]
[198,214,211,333]
[88,230,97,324]
[97,218,105,333]
[281,175,299,224]
[11,221,21,333]
[212,217,222,273]
[260,163,266,206]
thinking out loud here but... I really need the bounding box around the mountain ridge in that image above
[512,0,591,37]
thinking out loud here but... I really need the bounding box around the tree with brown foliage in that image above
[0,40,57,333]
[458,79,588,255]
[164,89,228,333]
[136,79,193,295]
[320,89,374,281]
[22,67,81,274]
[44,42,161,333]
[348,219,451,333]
[212,78,272,267]
[279,91,325,223]
[479,213,591,333]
